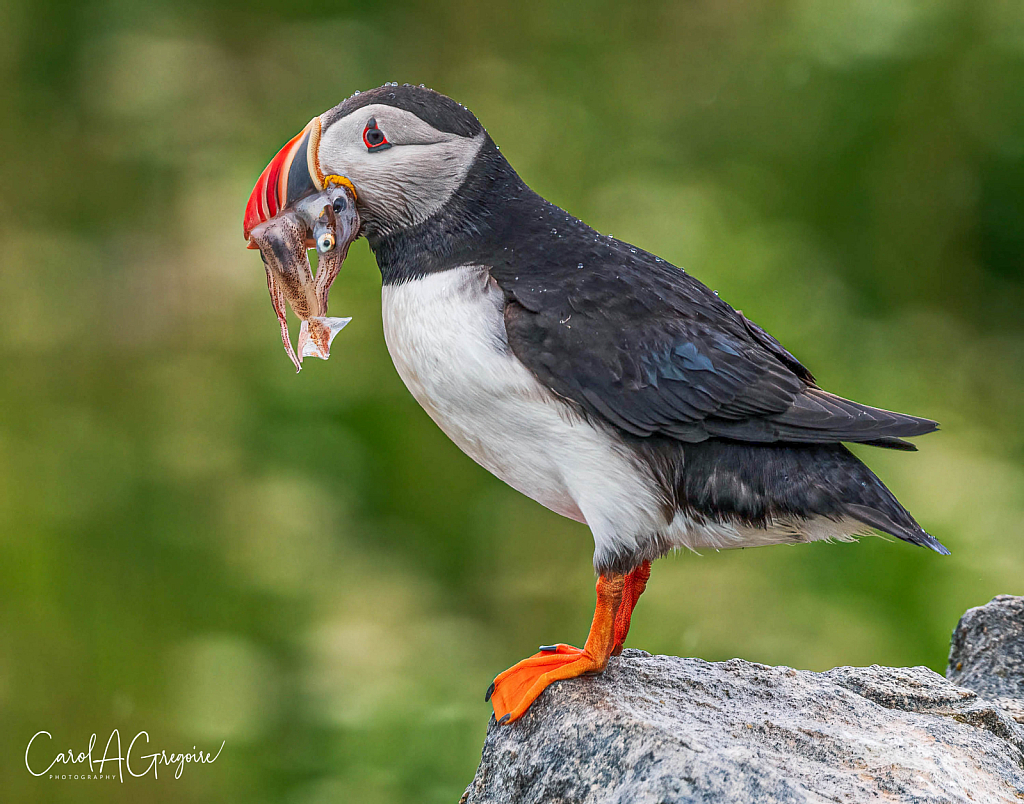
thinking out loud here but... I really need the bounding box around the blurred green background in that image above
[2,0,1023,801]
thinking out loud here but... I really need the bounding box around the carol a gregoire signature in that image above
[25,730,225,781]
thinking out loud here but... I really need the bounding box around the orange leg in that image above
[611,560,651,656]
[487,572,625,724]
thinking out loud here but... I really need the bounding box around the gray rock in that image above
[463,596,1024,804]
[948,595,1024,724]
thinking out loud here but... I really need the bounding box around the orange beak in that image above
[242,117,324,247]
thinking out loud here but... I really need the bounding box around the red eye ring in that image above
[363,118,391,151]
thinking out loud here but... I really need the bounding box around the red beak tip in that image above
[243,120,316,247]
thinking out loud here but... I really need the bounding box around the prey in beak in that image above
[244,117,359,371]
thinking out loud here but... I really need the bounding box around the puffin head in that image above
[243,85,488,246]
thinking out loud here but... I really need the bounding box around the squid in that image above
[248,184,359,372]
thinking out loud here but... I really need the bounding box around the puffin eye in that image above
[362,118,391,151]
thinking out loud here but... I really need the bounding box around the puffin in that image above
[243,84,945,725]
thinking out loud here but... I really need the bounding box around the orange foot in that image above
[487,573,625,724]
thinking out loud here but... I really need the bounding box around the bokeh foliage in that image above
[1,0,1023,801]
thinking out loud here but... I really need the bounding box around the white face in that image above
[316,103,486,234]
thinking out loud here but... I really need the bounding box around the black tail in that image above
[845,503,949,554]
[824,445,948,554]
[664,439,949,554]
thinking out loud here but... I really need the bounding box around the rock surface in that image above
[462,596,1024,803]
[948,594,1024,725]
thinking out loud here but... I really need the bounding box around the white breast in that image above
[381,266,670,565]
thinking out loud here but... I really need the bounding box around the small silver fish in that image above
[248,184,359,371]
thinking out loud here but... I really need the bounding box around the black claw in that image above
[539,644,558,653]
[485,682,495,702]
[498,713,511,726]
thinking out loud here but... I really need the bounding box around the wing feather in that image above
[496,239,936,448]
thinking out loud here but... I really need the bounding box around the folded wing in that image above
[498,249,936,448]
